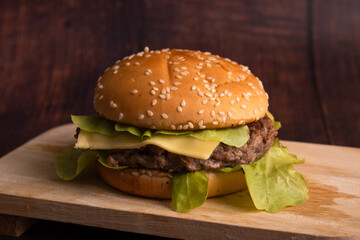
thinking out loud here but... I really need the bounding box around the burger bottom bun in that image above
[97,162,247,199]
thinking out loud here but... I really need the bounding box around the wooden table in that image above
[0,0,359,239]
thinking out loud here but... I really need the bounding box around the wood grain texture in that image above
[312,0,360,147]
[0,124,359,239]
[1,0,360,239]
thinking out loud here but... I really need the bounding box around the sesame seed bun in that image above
[94,48,268,130]
[96,162,247,199]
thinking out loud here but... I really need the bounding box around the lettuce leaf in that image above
[56,148,127,180]
[241,139,308,212]
[266,111,281,130]
[189,125,249,148]
[172,171,209,212]
[73,115,249,147]
[71,115,118,136]
[56,147,98,180]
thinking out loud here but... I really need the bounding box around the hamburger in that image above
[56,48,308,212]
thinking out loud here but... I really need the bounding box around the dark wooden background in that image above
[0,0,359,239]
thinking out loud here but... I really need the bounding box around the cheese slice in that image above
[76,130,220,160]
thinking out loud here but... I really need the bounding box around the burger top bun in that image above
[94,48,268,130]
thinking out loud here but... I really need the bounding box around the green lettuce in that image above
[219,138,308,212]
[71,115,118,136]
[172,171,209,212]
[73,114,249,147]
[56,148,127,180]
[56,147,98,180]
[189,126,249,148]
[241,139,308,212]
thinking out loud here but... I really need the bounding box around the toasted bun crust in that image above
[97,163,247,199]
[94,48,268,130]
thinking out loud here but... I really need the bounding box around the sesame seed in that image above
[198,91,204,97]
[99,95,103,100]
[220,93,224,97]
[137,52,144,57]
[211,89,216,93]
[198,120,204,125]
[228,111,232,117]
[180,66,187,70]
[149,81,155,86]
[146,170,152,177]
[266,93,269,99]
[236,97,240,102]
[206,76,213,81]
[138,114,145,120]
[159,94,166,99]
[177,106,183,112]
[150,90,156,95]
[205,93,212,97]
[177,125,183,130]
[171,87,178,91]
[219,111,225,116]
[239,120,245,125]
[196,66,202,69]
[202,99,208,104]
[224,90,228,94]
[230,100,235,104]
[175,75,182,79]
[159,79,165,84]
[213,121,219,125]
[147,110,153,116]
[161,89,166,94]
[144,46,149,52]
[215,101,221,107]
[132,172,139,176]
[191,85,197,91]
[164,55,170,59]
[134,62,140,66]
[110,101,117,108]
[241,105,247,109]
[112,65,120,70]
[171,125,176,130]
[228,92,232,97]
[97,76,102,82]
[210,110,215,117]
[98,84,103,89]
[188,122,194,129]
[145,70,151,76]
[206,63,211,67]
[183,124,189,130]
[161,113,168,119]
[198,109,205,115]
[181,100,186,107]
[199,125,206,129]
[113,70,118,74]
[254,109,258,114]
[166,87,170,92]
[193,77,199,81]
[118,113,123,120]
[174,68,180,72]
[131,89,138,94]
[174,82,181,86]
[152,99,157,106]
[166,93,170,100]
[125,62,130,66]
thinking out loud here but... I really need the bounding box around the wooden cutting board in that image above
[0,124,359,239]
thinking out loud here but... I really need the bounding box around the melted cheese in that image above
[76,130,220,160]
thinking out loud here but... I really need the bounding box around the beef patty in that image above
[105,116,277,172]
